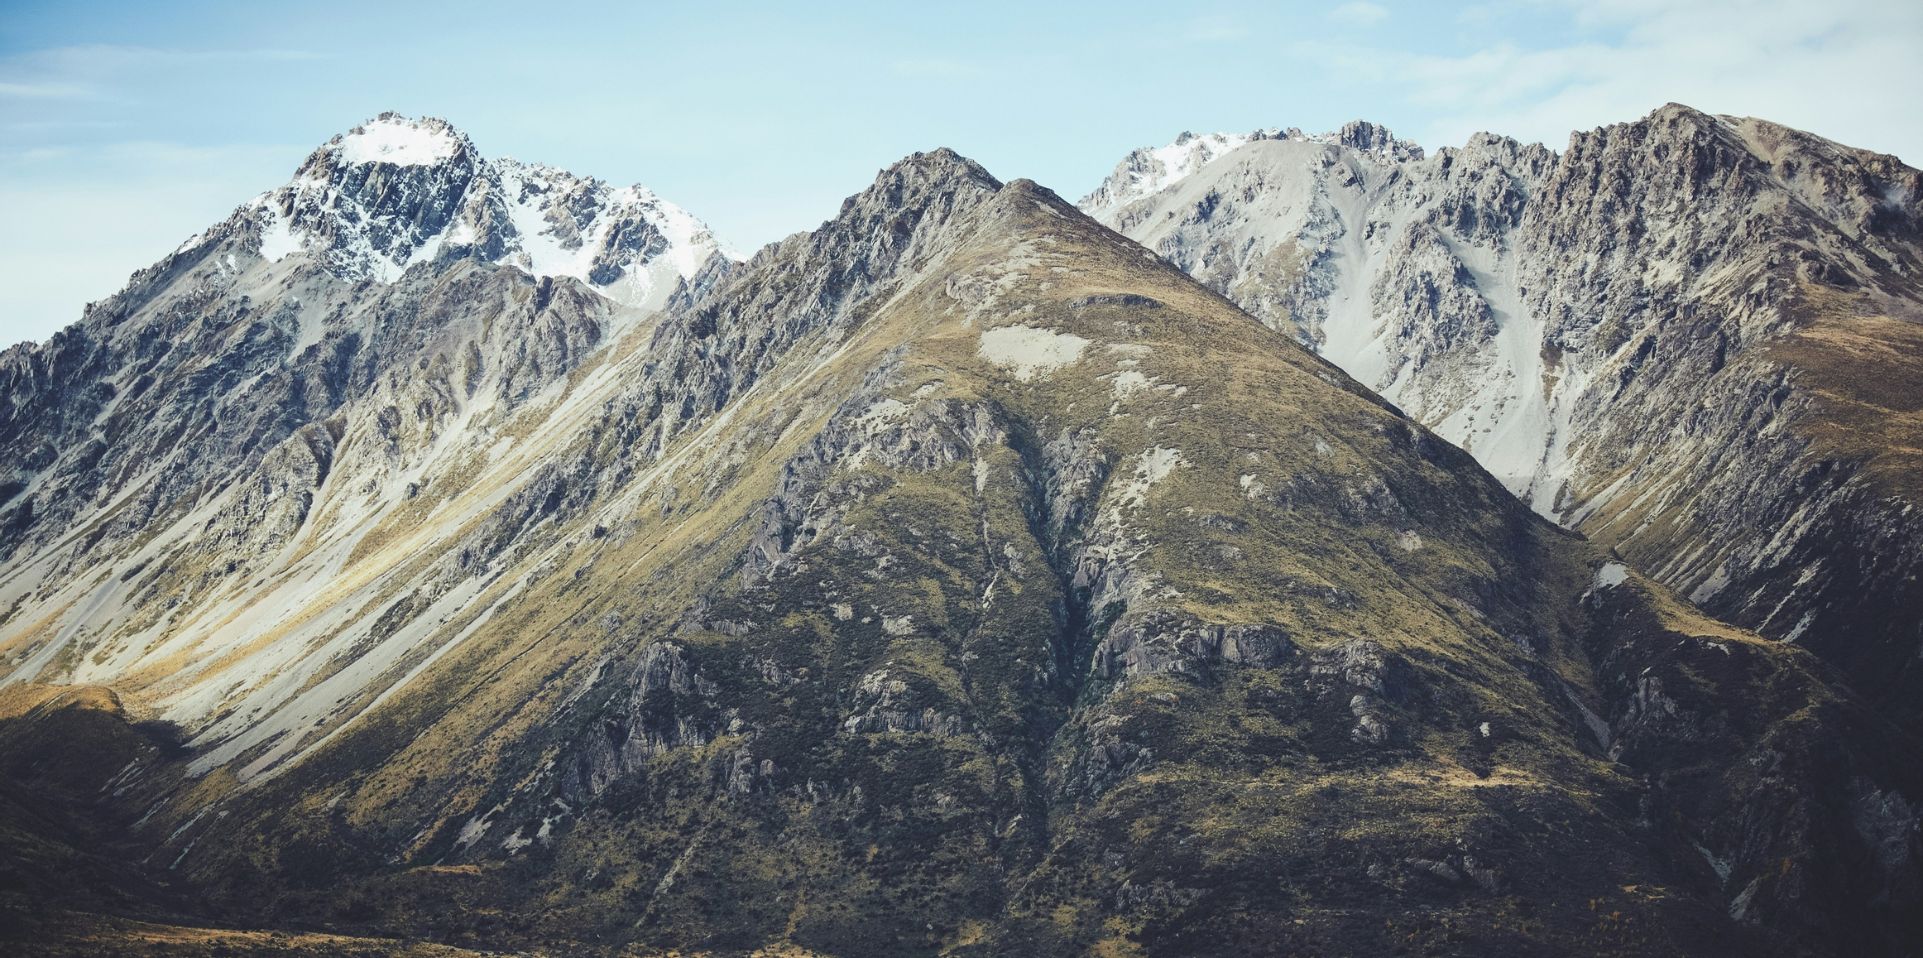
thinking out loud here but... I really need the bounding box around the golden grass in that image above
[1765,286,1923,501]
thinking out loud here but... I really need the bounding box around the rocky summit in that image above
[0,113,1919,957]
[1084,104,1923,737]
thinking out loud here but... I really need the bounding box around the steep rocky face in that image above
[0,142,1913,956]
[0,115,732,791]
[1084,104,1923,733]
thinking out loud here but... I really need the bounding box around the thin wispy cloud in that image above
[1183,16,1250,42]
[2,118,126,133]
[0,81,93,99]
[1290,0,1921,161]
[889,57,984,79]
[1,44,323,76]
[0,45,324,100]
[1328,2,1390,27]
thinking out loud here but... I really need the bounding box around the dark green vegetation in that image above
[1,151,1918,956]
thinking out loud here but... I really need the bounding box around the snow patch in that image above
[339,117,459,166]
[1117,447,1185,510]
[1108,369,1154,399]
[1085,131,1271,216]
[454,803,502,851]
[257,207,301,262]
[858,398,909,425]
[1593,562,1629,591]
[977,325,1090,381]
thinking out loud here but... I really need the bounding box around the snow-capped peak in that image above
[336,114,464,166]
[236,113,734,311]
[490,158,729,305]
[1079,130,1273,219]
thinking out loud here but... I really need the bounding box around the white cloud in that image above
[889,57,983,79]
[1328,2,1390,27]
[1184,16,1250,42]
[0,81,93,99]
[1306,0,1923,162]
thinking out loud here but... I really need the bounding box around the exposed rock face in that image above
[1084,104,1923,733]
[840,666,970,738]
[0,129,1918,957]
[567,642,722,798]
[1088,611,1294,681]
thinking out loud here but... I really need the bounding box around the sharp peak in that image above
[359,110,462,130]
[736,148,1013,273]
[310,112,475,168]
[832,148,1005,218]
[873,147,1002,187]
[1328,118,1397,134]
[1627,103,1910,170]
[1648,101,1715,121]
[1627,102,1734,134]
[1614,101,1775,140]
[333,112,470,143]
[1564,102,1744,150]
[1633,102,1829,146]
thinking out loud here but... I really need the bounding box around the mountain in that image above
[0,115,730,784]
[204,112,728,309]
[0,122,1918,956]
[1081,105,1923,735]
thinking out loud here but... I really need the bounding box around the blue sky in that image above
[3,0,1919,347]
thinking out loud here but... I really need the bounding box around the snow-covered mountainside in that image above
[239,113,729,311]
[0,125,1917,956]
[1083,104,1923,732]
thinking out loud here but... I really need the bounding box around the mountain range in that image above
[1082,104,1923,734]
[0,108,1918,957]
